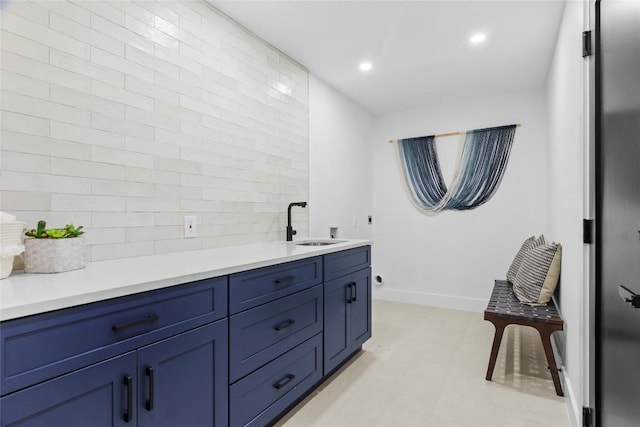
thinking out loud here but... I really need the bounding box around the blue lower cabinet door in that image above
[137,320,228,427]
[323,276,351,374]
[350,268,372,348]
[0,351,136,427]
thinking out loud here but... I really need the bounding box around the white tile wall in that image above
[1,0,309,261]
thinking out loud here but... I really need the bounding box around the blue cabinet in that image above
[137,321,228,427]
[0,244,372,427]
[0,279,229,427]
[0,351,136,427]
[323,248,372,375]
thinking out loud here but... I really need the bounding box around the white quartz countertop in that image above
[0,239,372,322]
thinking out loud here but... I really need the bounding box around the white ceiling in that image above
[210,0,566,115]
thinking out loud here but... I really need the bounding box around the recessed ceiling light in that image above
[470,33,486,45]
[359,62,373,72]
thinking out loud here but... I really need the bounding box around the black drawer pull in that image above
[274,319,296,331]
[351,282,357,302]
[123,375,133,422]
[112,314,159,332]
[145,366,154,411]
[274,275,295,287]
[273,373,295,390]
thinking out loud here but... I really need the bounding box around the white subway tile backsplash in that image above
[1,0,308,261]
[52,194,125,212]
[91,146,154,169]
[126,106,179,131]
[91,241,155,261]
[2,50,91,93]
[2,91,90,127]
[1,151,50,174]
[0,171,91,195]
[124,14,179,50]
[1,11,90,60]
[73,0,125,26]
[0,191,52,212]
[51,157,125,181]
[90,13,154,55]
[126,226,180,242]
[91,80,154,112]
[41,1,91,26]
[51,49,125,88]
[91,178,155,198]
[0,30,50,62]
[126,166,179,185]
[85,227,126,245]
[92,211,154,228]
[51,121,125,149]
[50,86,126,119]
[126,136,179,159]
[1,71,49,100]
[0,131,91,160]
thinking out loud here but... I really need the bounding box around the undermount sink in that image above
[294,240,345,246]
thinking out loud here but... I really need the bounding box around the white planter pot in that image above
[24,237,86,273]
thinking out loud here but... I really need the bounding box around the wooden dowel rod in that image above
[388,123,521,143]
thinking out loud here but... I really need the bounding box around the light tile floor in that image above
[276,299,568,427]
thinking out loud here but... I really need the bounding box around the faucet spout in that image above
[286,202,307,241]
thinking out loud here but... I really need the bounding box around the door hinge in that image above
[582,406,593,427]
[583,30,592,57]
[583,219,594,244]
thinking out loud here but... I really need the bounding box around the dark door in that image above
[137,321,228,427]
[596,1,640,425]
[0,352,135,427]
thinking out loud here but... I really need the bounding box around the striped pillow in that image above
[506,235,545,283]
[512,242,562,305]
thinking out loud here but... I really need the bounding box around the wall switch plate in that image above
[184,216,197,238]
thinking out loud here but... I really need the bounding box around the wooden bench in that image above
[484,280,564,396]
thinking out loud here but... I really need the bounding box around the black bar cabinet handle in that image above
[274,275,295,286]
[123,375,133,422]
[351,282,357,302]
[145,367,154,411]
[112,314,159,332]
[274,319,296,331]
[273,373,295,390]
[346,283,353,303]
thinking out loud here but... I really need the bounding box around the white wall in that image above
[371,90,547,311]
[0,0,309,261]
[545,1,587,425]
[308,75,374,240]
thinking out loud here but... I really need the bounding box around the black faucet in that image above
[286,202,307,241]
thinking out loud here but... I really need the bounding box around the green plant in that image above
[25,220,84,239]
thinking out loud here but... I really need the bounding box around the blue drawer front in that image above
[229,256,322,314]
[229,285,323,383]
[229,333,323,427]
[323,246,371,282]
[1,277,227,396]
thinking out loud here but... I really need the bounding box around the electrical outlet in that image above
[184,216,197,238]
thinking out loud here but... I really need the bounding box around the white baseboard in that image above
[562,369,581,427]
[373,287,487,312]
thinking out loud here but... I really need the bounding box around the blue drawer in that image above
[229,333,323,427]
[229,256,322,314]
[229,285,323,382]
[0,277,227,396]
[324,245,371,281]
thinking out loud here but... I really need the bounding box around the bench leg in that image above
[486,319,508,381]
[537,326,564,397]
